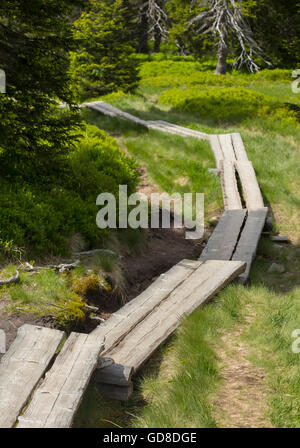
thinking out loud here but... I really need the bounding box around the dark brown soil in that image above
[123,226,202,300]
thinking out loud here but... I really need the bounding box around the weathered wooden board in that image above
[218,134,236,161]
[92,260,201,353]
[85,101,149,127]
[103,260,246,377]
[148,120,208,140]
[232,208,268,284]
[199,210,246,261]
[209,135,224,170]
[84,101,118,117]
[147,122,199,138]
[235,161,264,210]
[0,325,65,428]
[231,133,249,161]
[220,160,243,210]
[17,332,104,428]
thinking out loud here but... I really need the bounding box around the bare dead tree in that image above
[190,0,271,74]
[139,0,168,52]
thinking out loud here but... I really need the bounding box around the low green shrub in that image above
[141,72,249,89]
[159,87,299,125]
[254,69,293,82]
[0,125,139,257]
[140,60,211,79]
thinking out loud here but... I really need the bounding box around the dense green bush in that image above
[139,60,252,91]
[253,68,293,81]
[140,61,293,90]
[140,60,212,78]
[159,87,299,124]
[0,125,139,257]
[141,72,249,89]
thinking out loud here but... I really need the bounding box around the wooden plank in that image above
[147,123,206,139]
[86,101,149,127]
[17,332,105,428]
[232,208,268,284]
[84,101,118,117]
[220,160,243,210]
[235,161,264,210]
[199,210,246,261]
[0,325,65,428]
[231,133,249,161]
[147,122,199,137]
[148,120,208,140]
[209,135,224,170]
[104,260,246,376]
[270,235,290,243]
[92,259,201,353]
[218,134,236,161]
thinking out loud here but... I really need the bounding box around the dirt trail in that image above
[212,318,273,428]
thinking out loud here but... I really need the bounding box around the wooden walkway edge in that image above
[17,332,104,428]
[0,325,64,428]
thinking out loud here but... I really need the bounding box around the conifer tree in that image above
[71,0,140,98]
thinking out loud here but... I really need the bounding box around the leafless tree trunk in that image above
[215,35,228,74]
[190,0,271,74]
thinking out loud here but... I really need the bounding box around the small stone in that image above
[268,263,286,274]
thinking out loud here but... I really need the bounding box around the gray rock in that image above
[268,263,286,274]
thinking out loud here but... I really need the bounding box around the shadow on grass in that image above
[73,335,178,428]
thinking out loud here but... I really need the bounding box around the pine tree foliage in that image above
[0,0,83,181]
[71,0,140,98]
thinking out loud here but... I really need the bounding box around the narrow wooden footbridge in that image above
[0,101,268,427]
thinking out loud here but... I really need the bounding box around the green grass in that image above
[86,110,222,220]
[0,250,128,330]
[1,267,86,330]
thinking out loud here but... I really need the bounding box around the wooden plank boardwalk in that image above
[91,259,200,350]
[0,100,269,425]
[220,160,243,210]
[0,325,64,428]
[199,210,246,261]
[17,332,104,428]
[95,260,245,389]
[232,208,268,284]
[236,161,265,210]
